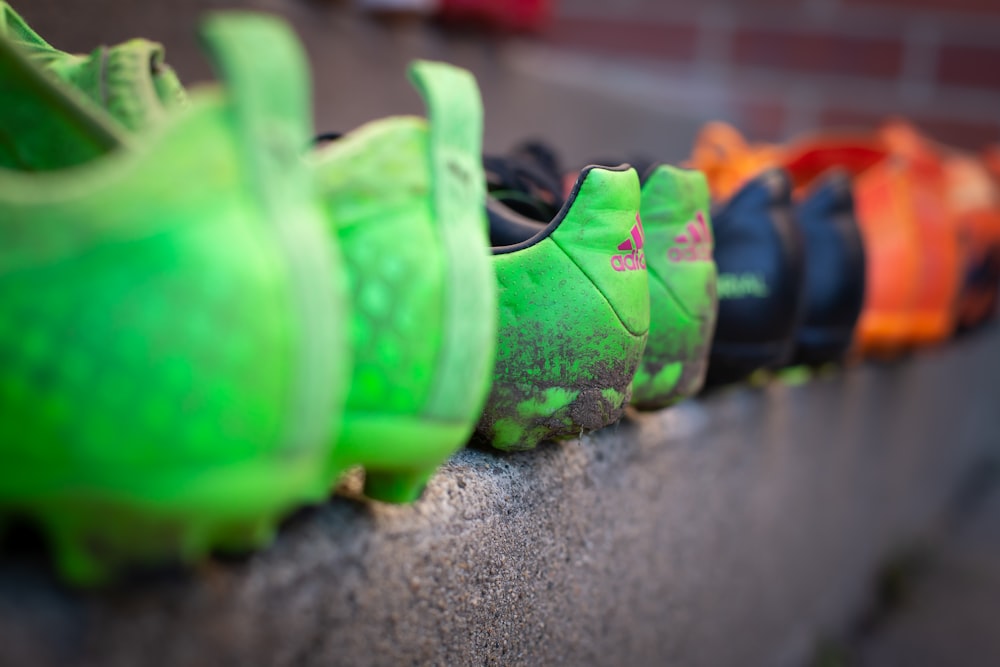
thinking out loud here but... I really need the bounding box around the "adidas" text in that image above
[611,214,647,272]
[611,251,646,272]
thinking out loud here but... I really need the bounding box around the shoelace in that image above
[484,140,565,221]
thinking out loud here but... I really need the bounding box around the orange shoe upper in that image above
[780,121,964,352]
[878,121,961,345]
[690,120,976,352]
[688,122,781,200]
[948,150,1000,329]
[690,122,897,353]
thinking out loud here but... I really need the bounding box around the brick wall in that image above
[534,0,1000,149]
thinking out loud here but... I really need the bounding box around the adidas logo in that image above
[611,215,646,272]
[668,211,713,262]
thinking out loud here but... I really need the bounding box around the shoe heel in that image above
[38,505,285,585]
[363,468,436,504]
[675,353,710,399]
[40,510,117,586]
[212,515,279,554]
[330,415,468,504]
[11,456,325,586]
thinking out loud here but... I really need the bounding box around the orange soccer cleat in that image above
[947,149,1000,330]
[878,122,962,345]
[782,120,963,355]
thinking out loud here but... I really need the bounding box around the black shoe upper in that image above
[483,140,567,249]
[484,140,565,222]
[792,169,867,365]
[707,168,806,386]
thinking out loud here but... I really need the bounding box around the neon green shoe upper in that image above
[0,17,127,171]
[477,165,649,451]
[0,13,349,585]
[311,61,496,503]
[630,164,718,408]
[9,0,498,506]
[0,1,187,135]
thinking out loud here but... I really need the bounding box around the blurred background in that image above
[20,0,1000,167]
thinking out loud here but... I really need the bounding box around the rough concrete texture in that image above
[850,461,1000,667]
[0,329,998,667]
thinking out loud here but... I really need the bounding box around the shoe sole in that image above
[328,416,469,503]
[910,311,954,345]
[631,327,712,410]
[857,311,916,355]
[631,353,709,410]
[0,456,329,584]
[794,325,856,366]
[707,338,793,386]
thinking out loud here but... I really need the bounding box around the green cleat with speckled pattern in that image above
[630,164,718,409]
[476,164,649,451]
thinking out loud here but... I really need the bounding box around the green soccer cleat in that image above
[0,14,349,584]
[311,61,497,503]
[478,164,649,451]
[629,163,718,409]
[484,143,717,411]
[13,0,498,506]
[0,1,186,136]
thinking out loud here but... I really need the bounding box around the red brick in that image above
[717,0,804,5]
[731,27,904,80]
[734,98,789,140]
[937,44,1000,91]
[909,116,1000,149]
[818,108,1000,149]
[818,107,889,130]
[842,0,1000,16]
[541,17,700,62]
[553,0,805,18]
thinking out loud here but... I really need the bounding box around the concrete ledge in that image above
[1,330,998,667]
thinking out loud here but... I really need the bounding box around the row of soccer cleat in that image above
[689,121,1000,358]
[1,4,998,585]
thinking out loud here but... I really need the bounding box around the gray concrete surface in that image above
[847,460,1000,667]
[0,329,998,667]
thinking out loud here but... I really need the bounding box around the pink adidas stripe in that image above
[630,225,644,251]
[688,221,702,244]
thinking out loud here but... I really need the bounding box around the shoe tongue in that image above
[485,140,565,221]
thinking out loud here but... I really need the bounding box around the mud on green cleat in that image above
[630,164,718,409]
[0,1,187,135]
[311,61,496,503]
[0,14,349,585]
[476,165,649,451]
